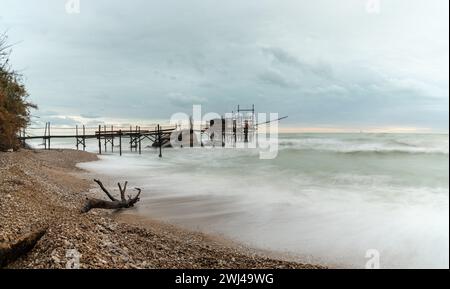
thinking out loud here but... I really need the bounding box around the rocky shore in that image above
[0,149,323,269]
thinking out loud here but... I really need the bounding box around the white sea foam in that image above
[278,134,449,154]
[74,133,449,268]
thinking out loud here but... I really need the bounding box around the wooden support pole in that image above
[104,125,107,152]
[44,122,47,150]
[83,125,86,151]
[135,126,138,152]
[119,129,122,156]
[222,116,225,147]
[200,122,204,147]
[111,125,114,153]
[98,125,102,154]
[158,124,162,158]
[189,117,193,148]
[48,122,51,150]
[244,120,249,143]
[76,125,79,150]
[130,125,132,151]
[233,119,237,144]
[138,126,142,155]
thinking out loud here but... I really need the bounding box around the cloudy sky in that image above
[0,0,448,131]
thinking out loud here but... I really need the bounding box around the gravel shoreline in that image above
[0,149,324,269]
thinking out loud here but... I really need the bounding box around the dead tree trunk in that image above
[0,228,47,268]
[81,179,141,213]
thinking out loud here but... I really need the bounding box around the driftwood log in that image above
[81,179,141,213]
[0,228,47,268]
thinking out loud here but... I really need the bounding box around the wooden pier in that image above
[19,122,176,158]
[18,105,286,157]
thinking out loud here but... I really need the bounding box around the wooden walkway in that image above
[18,105,286,158]
[19,123,177,157]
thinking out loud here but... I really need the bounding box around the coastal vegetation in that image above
[0,33,36,151]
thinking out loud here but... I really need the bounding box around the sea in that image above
[28,133,449,268]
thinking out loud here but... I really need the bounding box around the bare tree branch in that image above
[0,227,47,268]
[117,181,128,202]
[93,179,118,202]
[82,180,141,213]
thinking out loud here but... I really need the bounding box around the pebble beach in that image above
[0,149,322,269]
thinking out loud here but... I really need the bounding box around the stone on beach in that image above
[0,149,323,269]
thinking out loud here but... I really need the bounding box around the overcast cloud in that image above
[0,0,448,131]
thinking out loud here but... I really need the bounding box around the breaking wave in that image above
[279,134,449,155]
